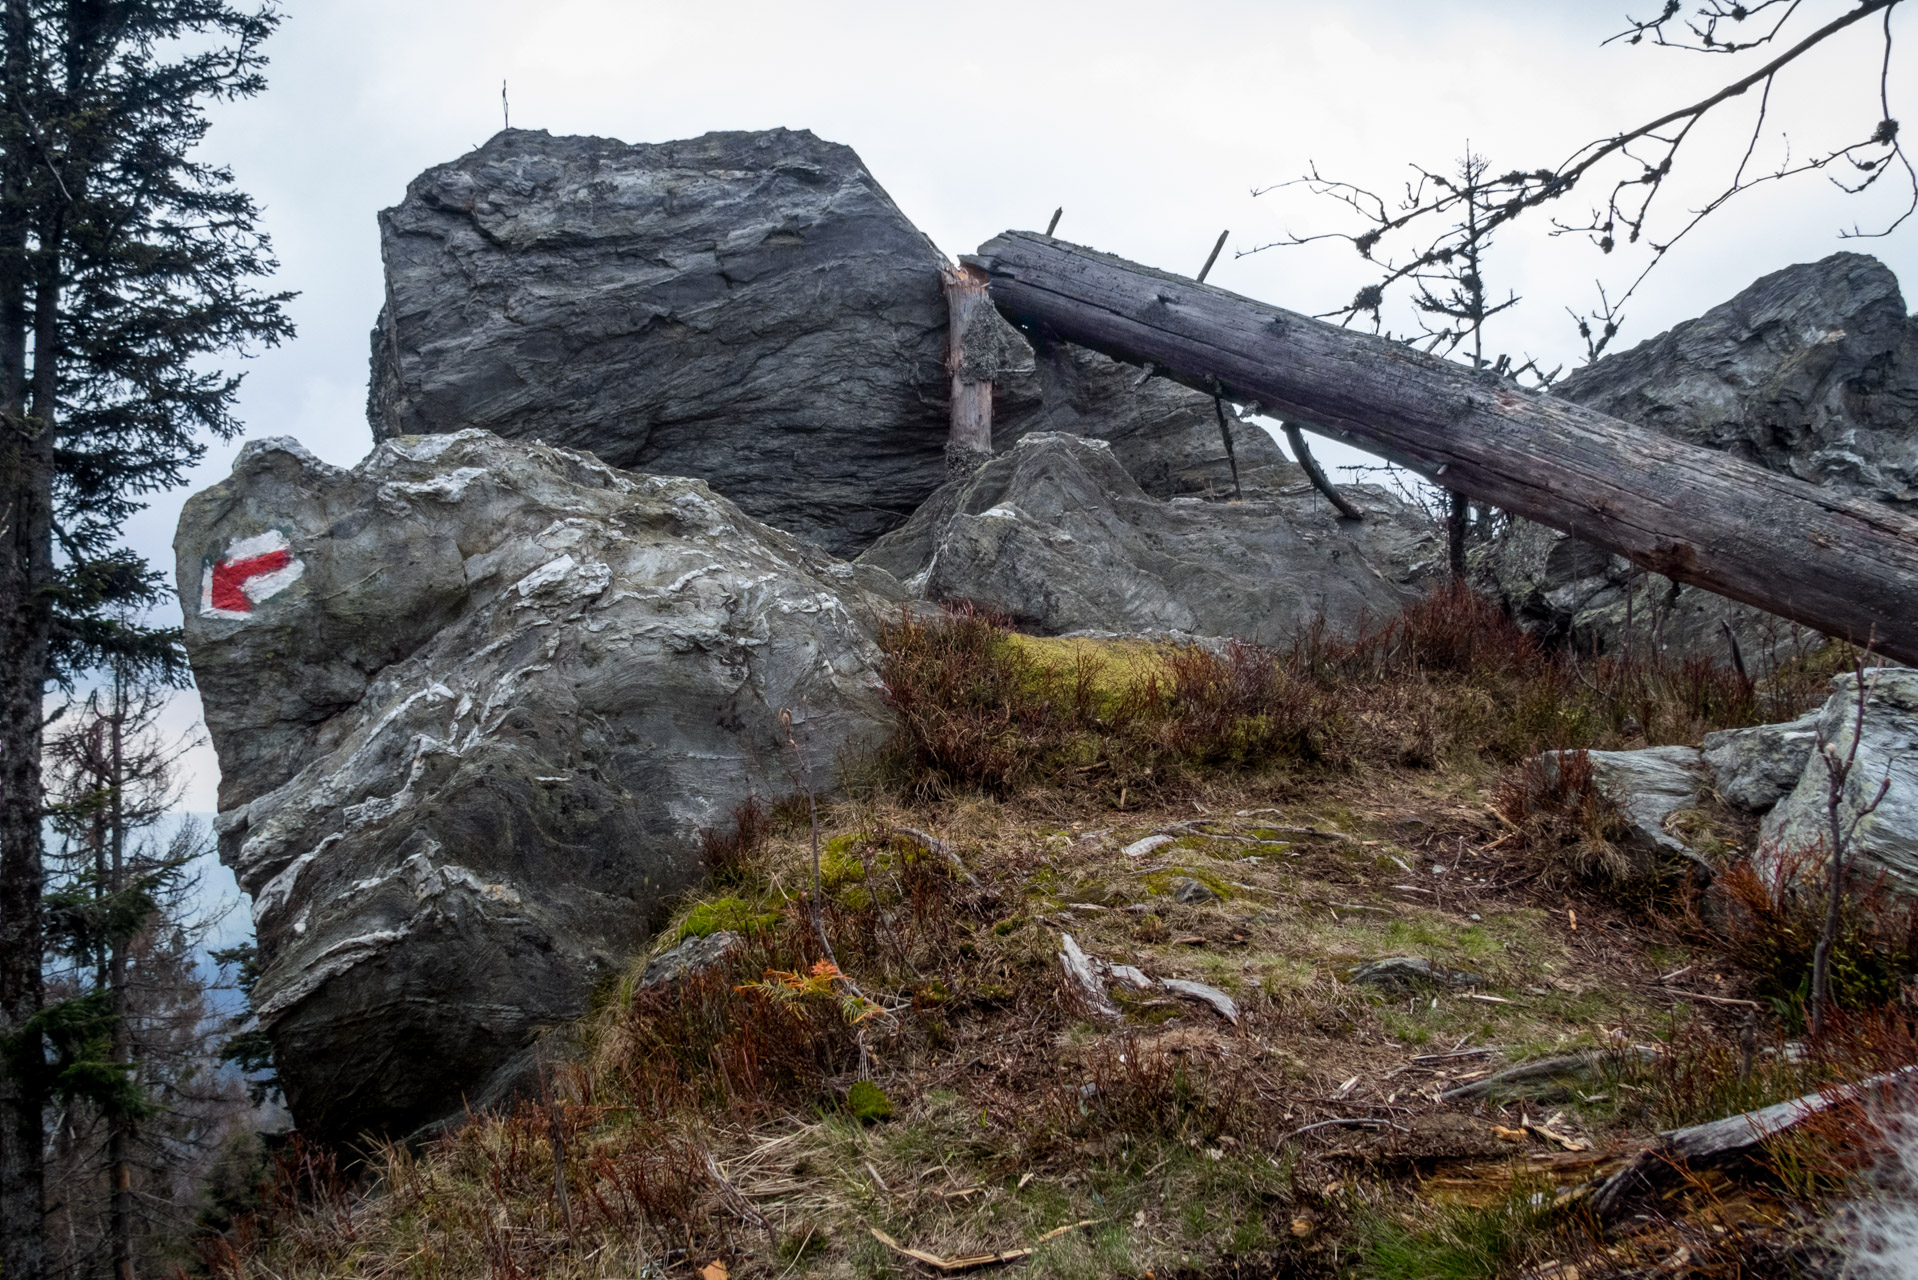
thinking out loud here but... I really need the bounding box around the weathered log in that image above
[966,232,1918,664]
[1589,1064,1918,1218]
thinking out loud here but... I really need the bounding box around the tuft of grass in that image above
[1353,1182,1556,1280]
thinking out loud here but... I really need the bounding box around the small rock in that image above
[1347,956,1483,992]
[1124,834,1176,858]
[641,931,744,989]
[1169,876,1222,905]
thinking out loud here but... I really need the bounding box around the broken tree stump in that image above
[942,262,994,478]
[966,232,1918,664]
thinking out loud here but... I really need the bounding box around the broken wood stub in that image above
[966,231,1918,665]
[943,262,995,479]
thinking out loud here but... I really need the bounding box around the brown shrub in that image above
[698,795,768,885]
[1492,748,1637,885]
[879,583,1832,802]
[1691,854,1918,1020]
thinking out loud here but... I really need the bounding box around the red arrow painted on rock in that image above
[200,530,305,620]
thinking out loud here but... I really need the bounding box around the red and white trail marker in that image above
[200,530,304,620]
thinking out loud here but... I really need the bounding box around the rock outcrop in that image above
[1477,253,1917,660]
[369,128,1278,557]
[369,128,950,558]
[858,432,1439,642]
[176,430,898,1141]
[1761,669,1918,892]
[994,338,1291,499]
[1534,669,1918,896]
[1701,713,1820,813]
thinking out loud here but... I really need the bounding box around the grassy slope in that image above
[212,593,1909,1280]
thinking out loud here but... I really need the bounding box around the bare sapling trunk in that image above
[1808,656,1893,1038]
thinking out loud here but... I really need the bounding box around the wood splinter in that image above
[1282,421,1364,521]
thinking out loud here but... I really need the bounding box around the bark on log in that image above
[966,232,1918,665]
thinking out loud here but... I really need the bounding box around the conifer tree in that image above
[0,5,291,1274]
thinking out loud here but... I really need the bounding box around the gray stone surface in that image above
[640,931,744,989]
[369,128,1289,558]
[1558,253,1918,504]
[369,127,949,558]
[858,432,1441,642]
[177,430,899,1142]
[1477,253,1916,660]
[993,336,1291,500]
[1589,745,1709,860]
[1702,712,1821,812]
[1761,669,1918,892]
[1347,956,1484,992]
[1533,745,1708,868]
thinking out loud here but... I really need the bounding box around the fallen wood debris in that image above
[1590,1064,1918,1219]
[868,1220,1099,1272]
[967,231,1918,663]
[1159,978,1241,1025]
[1058,933,1121,1022]
[1441,1047,1659,1104]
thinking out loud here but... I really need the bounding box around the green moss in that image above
[820,833,866,889]
[1141,867,1235,901]
[846,1080,894,1123]
[677,896,777,940]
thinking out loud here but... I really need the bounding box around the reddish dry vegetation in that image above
[205,587,1913,1280]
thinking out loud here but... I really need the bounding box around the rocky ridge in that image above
[370,128,1280,557]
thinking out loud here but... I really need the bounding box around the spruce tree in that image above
[0,4,291,1274]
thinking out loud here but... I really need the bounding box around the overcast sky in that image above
[135,0,1918,814]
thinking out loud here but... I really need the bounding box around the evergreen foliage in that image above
[0,4,291,1274]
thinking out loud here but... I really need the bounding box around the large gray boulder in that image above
[1477,253,1915,659]
[369,128,1276,557]
[1761,669,1918,892]
[176,430,898,1141]
[857,432,1439,642]
[370,128,950,558]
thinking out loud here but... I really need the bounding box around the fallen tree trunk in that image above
[1588,1064,1918,1219]
[966,231,1918,665]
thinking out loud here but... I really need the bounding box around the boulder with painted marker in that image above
[176,430,899,1142]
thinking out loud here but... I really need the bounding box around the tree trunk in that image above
[1446,491,1468,579]
[967,232,1918,665]
[107,672,132,1280]
[0,2,50,1271]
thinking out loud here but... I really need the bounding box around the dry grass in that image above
[206,586,1907,1280]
